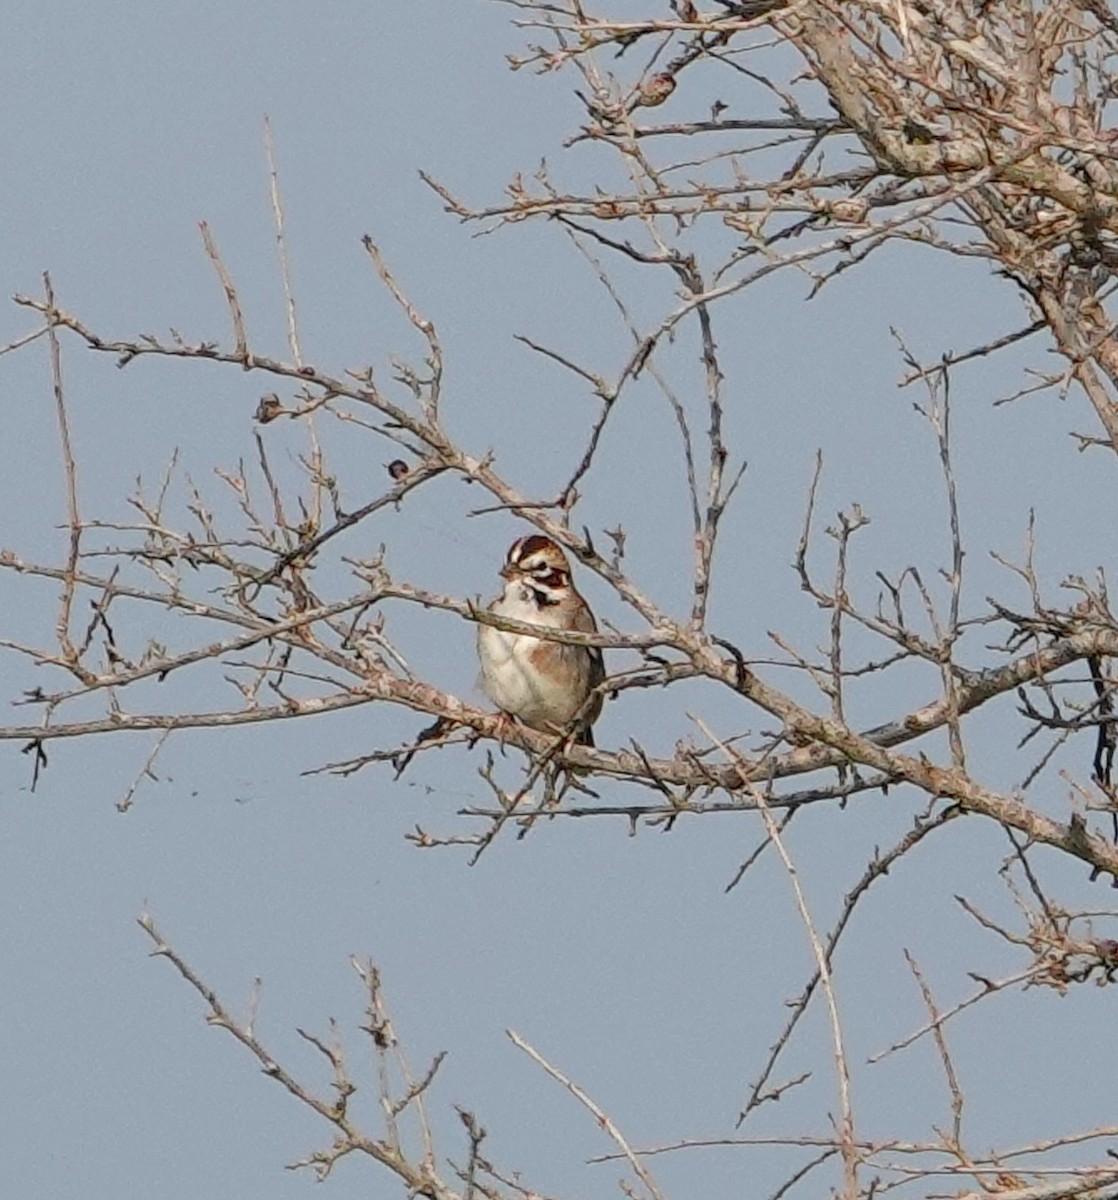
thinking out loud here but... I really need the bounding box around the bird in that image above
[477,534,605,746]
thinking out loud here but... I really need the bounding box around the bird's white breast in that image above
[477,588,582,728]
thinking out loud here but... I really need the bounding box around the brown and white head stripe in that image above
[500,535,571,606]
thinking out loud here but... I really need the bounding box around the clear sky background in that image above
[2,3,1116,1199]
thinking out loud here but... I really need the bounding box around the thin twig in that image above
[263,114,303,367]
[507,1029,667,1200]
[199,220,250,363]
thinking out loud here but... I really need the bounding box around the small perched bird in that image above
[477,535,604,745]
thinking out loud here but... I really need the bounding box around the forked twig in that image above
[198,221,250,363]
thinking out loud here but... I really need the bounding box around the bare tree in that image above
[6,1,1118,1198]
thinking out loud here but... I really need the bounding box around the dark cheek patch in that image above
[528,569,567,606]
[535,568,567,591]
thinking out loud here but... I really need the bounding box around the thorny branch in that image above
[139,914,476,1197]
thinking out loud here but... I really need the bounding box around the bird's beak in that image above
[499,565,516,580]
